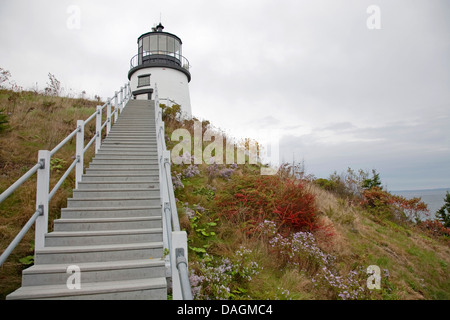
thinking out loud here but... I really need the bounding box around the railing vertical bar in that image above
[114,92,119,122]
[120,87,124,112]
[106,99,112,135]
[75,120,84,189]
[95,106,102,154]
[34,150,50,251]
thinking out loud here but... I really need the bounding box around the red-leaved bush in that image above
[362,187,429,222]
[418,219,450,238]
[216,174,320,233]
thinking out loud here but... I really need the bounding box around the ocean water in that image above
[391,188,450,220]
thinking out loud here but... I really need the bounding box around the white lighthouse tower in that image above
[128,23,192,118]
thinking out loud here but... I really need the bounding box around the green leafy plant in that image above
[50,158,66,173]
[193,186,215,201]
[19,255,34,266]
[190,212,218,239]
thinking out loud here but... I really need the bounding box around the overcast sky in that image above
[0,0,449,190]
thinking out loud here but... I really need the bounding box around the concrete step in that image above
[105,132,156,136]
[66,197,161,208]
[102,139,157,144]
[6,277,167,300]
[97,149,158,154]
[61,206,162,219]
[20,259,165,287]
[77,181,159,190]
[45,228,163,246]
[72,189,160,199]
[95,150,158,159]
[94,150,158,155]
[53,216,162,232]
[84,169,159,177]
[99,145,157,150]
[110,127,156,130]
[106,133,155,137]
[80,174,159,182]
[110,126,155,130]
[110,125,155,129]
[101,139,157,144]
[92,154,158,160]
[87,164,159,170]
[35,242,164,264]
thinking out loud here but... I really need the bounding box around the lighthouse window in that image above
[149,35,158,52]
[138,74,151,87]
[158,35,167,53]
[143,36,150,52]
[167,37,175,55]
[174,41,181,60]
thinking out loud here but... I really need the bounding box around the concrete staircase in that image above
[7,100,167,300]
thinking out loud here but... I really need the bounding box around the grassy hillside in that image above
[0,87,449,300]
[162,106,450,300]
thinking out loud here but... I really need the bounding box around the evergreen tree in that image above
[436,191,450,228]
[362,169,382,190]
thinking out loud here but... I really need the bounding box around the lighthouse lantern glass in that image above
[139,33,182,61]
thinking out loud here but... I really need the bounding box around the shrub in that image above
[362,187,429,222]
[160,103,181,124]
[418,219,450,238]
[315,178,339,192]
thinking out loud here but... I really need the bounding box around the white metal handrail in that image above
[0,82,132,268]
[154,85,193,300]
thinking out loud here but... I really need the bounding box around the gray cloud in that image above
[0,0,448,190]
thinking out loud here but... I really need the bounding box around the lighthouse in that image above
[128,23,192,118]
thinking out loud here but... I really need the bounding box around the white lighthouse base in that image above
[130,67,192,119]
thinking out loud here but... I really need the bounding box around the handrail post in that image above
[172,231,189,300]
[35,150,50,251]
[114,92,119,122]
[119,87,124,112]
[75,120,84,189]
[107,99,112,135]
[95,106,102,154]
